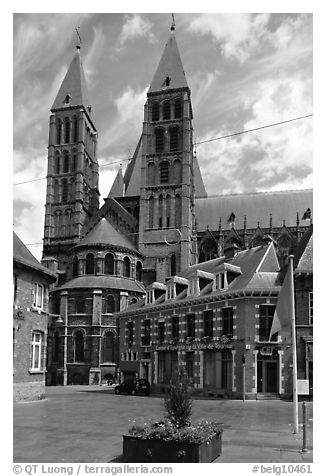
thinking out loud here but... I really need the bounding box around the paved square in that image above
[13,386,313,463]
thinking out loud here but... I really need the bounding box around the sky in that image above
[13,12,313,261]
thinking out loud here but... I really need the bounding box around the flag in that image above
[269,262,294,340]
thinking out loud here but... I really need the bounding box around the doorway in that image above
[257,359,278,394]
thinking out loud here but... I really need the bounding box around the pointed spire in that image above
[51,46,90,111]
[148,31,188,93]
[109,165,124,198]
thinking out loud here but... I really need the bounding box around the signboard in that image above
[297,379,309,395]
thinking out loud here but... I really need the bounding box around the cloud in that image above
[117,14,156,48]
[188,13,270,63]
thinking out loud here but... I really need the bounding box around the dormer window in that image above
[216,272,227,290]
[64,94,71,105]
[165,76,171,87]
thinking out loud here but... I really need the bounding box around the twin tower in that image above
[42,30,207,285]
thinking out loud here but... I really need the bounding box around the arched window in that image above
[149,196,154,228]
[166,194,171,228]
[102,332,115,362]
[136,261,142,281]
[64,209,73,236]
[173,159,182,184]
[123,256,131,277]
[54,180,59,202]
[171,254,176,276]
[72,149,77,171]
[74,330,84,362]
[85,253,95,275]
[73,116,78,142]
[163,101,171,120]
[175,194,182,228]
[159,160,170,183]
[155,128,164,153]
[64,117,70,144]
[73,256,79,277]
[158,195,163,228]
[56,119,62,145]
[152,103,160,121]
[54,210,61,235]
[169,127,179,152]
[147,162,156,185]
[104,253,114,275]
[174,98,182,118]
[55,152,60,174]
[62,179,68,203]
[53,331,60,362]
[63,151,69,173]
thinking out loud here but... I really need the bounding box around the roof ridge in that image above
[196,188,313,200]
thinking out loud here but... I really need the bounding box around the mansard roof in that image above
[148,32,188,93]
[51,47,91,111]
[195,189,313,232]
[13,232,56,282]
[74,218,138,254]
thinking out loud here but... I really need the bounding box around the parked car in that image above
[114,378,150,396]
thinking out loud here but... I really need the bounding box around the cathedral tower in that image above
[43,45,100,270]
[138,27,202,283]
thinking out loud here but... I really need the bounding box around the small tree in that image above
[164,367,193,428]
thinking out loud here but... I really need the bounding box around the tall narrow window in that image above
[147,162,156,185]
[74,330,84,362]
[75,297,85,314]
[186,353,194,379]
[102,295,115,314]
[158,322,165,343]
[166,194,171,228]
[136,261,142,281]
[127,321,134,347]
[172,315,179,340]
[163,100,171,120]
[31,332,42,370]
[104,253,114,275]
[158,195,163,228]
[173,159,182,183]
[64,118,70,144]
[155,129,164,153]
[174,98,182,118]
[149,196,154,228]
[186,314,195,339]
[171,254,176,276]
[169,127,179,151]
[62,179,68,203]
[259,305,276,342]
[54,210,61,235]
[159,160,169,183]
[54,180,59,202]
[85,253,95,274]
[152,102,160,121]
[175,194,182,228]
[56,120,62,145]
[72,149,77,171]
[123,257,131,277]
[203,310,213,338]
[55,153,60,174]
[143,319,151,346]
[102,332,115,362]
[33,283,44,310]
[73,256,79,277]
[222,307,233,337]
[73,116,78,142]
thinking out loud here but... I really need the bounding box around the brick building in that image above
[13,232,56,401]
[39,24,312,389]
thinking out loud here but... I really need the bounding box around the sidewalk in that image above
[13,386,313,463]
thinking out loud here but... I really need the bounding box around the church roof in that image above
[58,275,145,293]
[294,225,313,274]
[13,232,56,281]
[195,189,313,232]
[148,32,188,93]
[51,47,91,111]
[109,166,124,198]
[124,135,143,197]
[75,218,138,253]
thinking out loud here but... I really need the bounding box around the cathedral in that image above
[42,25,312,387]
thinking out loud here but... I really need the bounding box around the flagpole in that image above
[289,255,299,434]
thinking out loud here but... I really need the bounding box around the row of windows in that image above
[52,330,117,363]
[151,98,183,122]
[54,150,77,174]
[56,117,79,145]
[148,194,182,229]
[154,127,182,153]
[126,305,281,347]
[147,159,182,185]
[71,253,142,280]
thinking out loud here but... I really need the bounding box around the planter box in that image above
[123,432,222,463]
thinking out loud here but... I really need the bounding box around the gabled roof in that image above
[75,218,137,253]
[148,32,188,93]
[294,225,313,274]
[193,154,207,197]
[13,232,56,282]
[51,47,91,111]
[195,189,313,232]
[124,135,143,197]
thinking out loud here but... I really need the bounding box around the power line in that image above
[13,114,312,186]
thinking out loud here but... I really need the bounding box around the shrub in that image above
[164,367,192,428]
